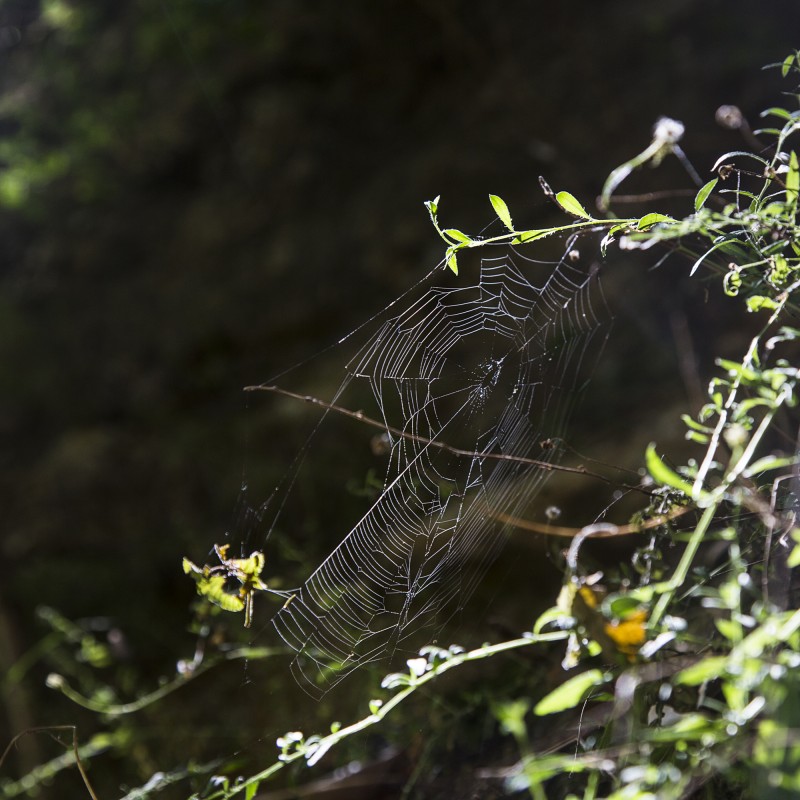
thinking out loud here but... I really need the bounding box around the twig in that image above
[493,504,692,539]
[245,385,652,496]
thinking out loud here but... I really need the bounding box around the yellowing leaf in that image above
[604,610,648,656]
[195,574,246,612]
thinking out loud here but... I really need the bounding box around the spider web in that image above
[257,240,610,698]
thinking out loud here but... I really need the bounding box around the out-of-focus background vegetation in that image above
[2,1,800,797]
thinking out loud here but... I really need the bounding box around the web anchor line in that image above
[245,383,653,497]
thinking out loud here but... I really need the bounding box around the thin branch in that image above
[493,504,693,539]
[245,385,653,496]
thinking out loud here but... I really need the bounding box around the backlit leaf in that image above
[442,228,471,244]
[638,212,676,229]
[446,250,458,275]
[555,190,591,219]
[694,178,718,211]
[534,669,606,716]
[676,656,729,685]
[786,151,798,213]
[645,443,696,497]
[489,194,514,231]
[746,296,779,313]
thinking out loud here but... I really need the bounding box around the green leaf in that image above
[746,296,779,312]
[782,53,796,78]
[694,178,718,211]
[607,595,643,618]
[442,228,471,244]
[681,414,712,434]
[761,106,793,121]
[533,669,606,716]
[489,194,514,231]
[788,545,800,569]
[647,713,715,742]
[425,195,440,216]
[723,269,742,296]
[245,782,260,800]
[446,249,458,275]
[555,190,591,219]
[638,212,676,229]
[716,618,742,642]
[717,359,758,381]
[533,605,571,634]
[676,656,729,685]
[744,454,798,477]
[786,151,798,213]
[645,443,697,497]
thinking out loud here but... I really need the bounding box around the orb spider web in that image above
[253,238,611,698]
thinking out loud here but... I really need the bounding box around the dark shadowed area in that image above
[1,1,799,797]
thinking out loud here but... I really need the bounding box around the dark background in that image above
[1,1,799,797]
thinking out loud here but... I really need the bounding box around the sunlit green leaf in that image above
[533,669,606,716]
[645,443,697,497]
[694,178,718,211]
[555,190,591,219]
[782,53,796,77]
[442,228,471,244]
[489,194,514,231]
[446,249,458,275]
[786,151,798,213]
[676,656,729,685]
[638,212,676,229]
[494,698,531,739]
[533,605,571,634]
[761,107,793,121]
[723,269,742,296]
[746,295,779,312]
[744,454,798,477]
[681,414,712,434]
[717,358,759,381]
[716,618,743,642]
[647,713,716,741]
